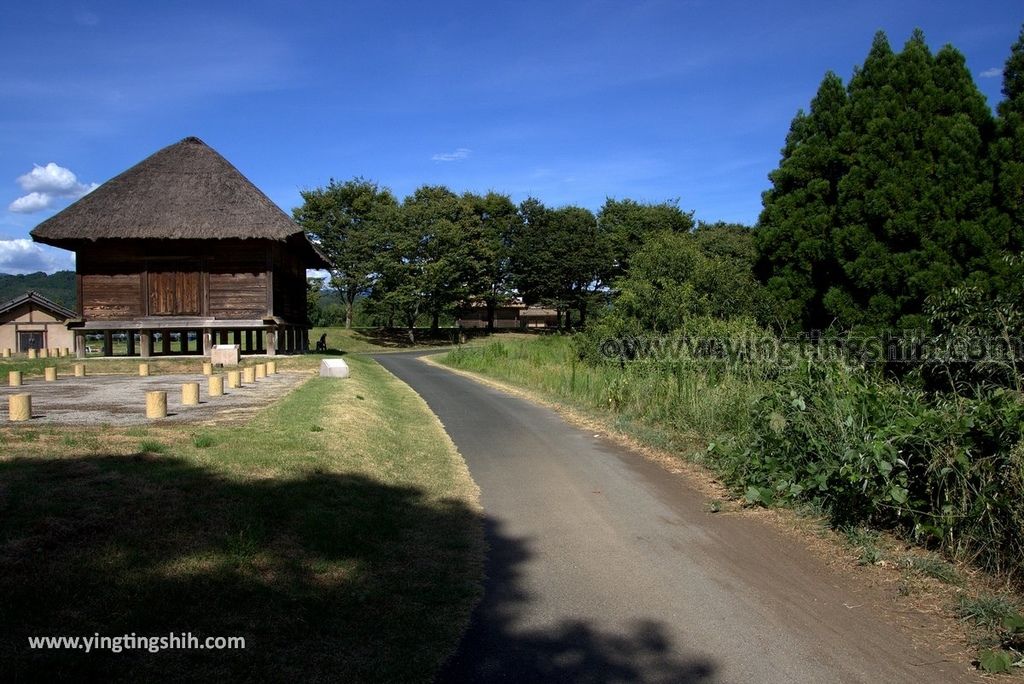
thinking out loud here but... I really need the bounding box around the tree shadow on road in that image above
[439,518,717,683]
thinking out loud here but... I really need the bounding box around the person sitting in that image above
[316,333,328,352]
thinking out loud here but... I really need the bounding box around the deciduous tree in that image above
[293,178,398,328]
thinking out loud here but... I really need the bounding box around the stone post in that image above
[145,391,167,419]
[8,394,31,422]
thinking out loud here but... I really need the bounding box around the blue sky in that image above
[0,0,1021,273]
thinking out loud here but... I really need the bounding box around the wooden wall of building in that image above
[271,240,307,324]
[78,245,144,320]
[207,241,268,319]
[76,239,308,325]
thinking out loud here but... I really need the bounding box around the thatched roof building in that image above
[32,136,327,265]
[30,136,329,358]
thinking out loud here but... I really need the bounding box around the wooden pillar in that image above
[75,332,86,359]
[244,330,253,354]
[203,329,213,356]
[161,331,171,355]
[139,330,152,358]
[126,331,136,356]
[103,330,113,357]
[266,328,277,357]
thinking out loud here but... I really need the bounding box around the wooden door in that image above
[148,264,200,315]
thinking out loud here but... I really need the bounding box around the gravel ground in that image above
[1,371,310,426]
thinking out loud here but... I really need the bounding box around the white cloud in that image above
[9,192,53,213]
[980,67,1002,79]
[18,162,89,194]
[431,147,472,162]
[8,163,98,214]
[0,239,73,274]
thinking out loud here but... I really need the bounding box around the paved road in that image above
[374,352,976,683]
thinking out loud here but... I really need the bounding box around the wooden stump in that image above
[146,391,167,419]
[267,360,277,374]
[202,362,213,376]
[8,371,22,387]
[27,349,37,360]
[182,382,200,406]
[227,370,241,388]
[44,367,57,382]
[2,348,10,358]
[139,363,150,377]
[243,367,256,384]
[255,363,267,379]
[39,348,48,359]
[209,375,224,397]
[74,364,86,377]
[8,394,31,422]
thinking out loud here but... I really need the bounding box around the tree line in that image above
[293,178,734,338]
[297,26,1024,341]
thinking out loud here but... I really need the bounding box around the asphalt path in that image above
[373,351,977,684]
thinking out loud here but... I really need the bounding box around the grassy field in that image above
[0,354,483,682]
[442,334,762,454]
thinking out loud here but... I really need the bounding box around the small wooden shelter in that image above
[30,137,329,357]
[0,291,76,353]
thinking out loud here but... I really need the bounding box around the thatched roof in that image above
[31,137,330,266]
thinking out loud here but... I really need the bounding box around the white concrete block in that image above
[319,358,350,378]
[211,344,240,367]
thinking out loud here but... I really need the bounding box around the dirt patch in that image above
[0,372,310,426]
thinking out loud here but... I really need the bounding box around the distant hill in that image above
[0,271,76,310]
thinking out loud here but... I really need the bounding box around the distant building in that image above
[30,137,330,357]
[456,302,525,329]
[0,291,76,353]
[519,307,559,329]
[456,300,560,329]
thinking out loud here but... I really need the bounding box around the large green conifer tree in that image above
[832,31,996,329]
[755,71,848,330]
[994,27,1024,250]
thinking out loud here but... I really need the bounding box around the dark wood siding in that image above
[148,265,200,315]
[78,246,143,320]
[74,238,308,324]
[272,240,308,324]
[207,241,269,319]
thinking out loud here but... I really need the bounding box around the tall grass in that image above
[444,334,764,450]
